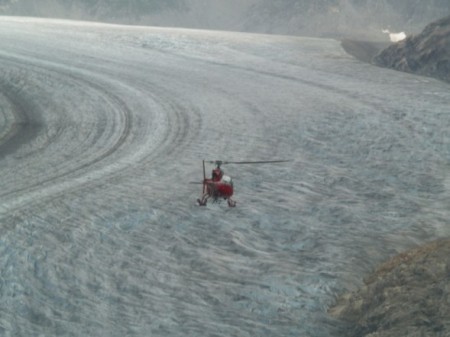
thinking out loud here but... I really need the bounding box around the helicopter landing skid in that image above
[197,198,207,206]
[227,199,236,207]
[197,198,236,207]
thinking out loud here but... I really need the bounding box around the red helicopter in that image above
[196,160,290,207]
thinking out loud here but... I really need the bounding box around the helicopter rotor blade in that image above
[207,160,291,165]
[224,160,291,165]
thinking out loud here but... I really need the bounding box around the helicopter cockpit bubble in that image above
[222,175,233,186]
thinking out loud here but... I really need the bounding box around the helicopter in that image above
[195,159,290,207]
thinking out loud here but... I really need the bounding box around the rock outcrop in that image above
[329,239,450,337]
[374,15,450,83]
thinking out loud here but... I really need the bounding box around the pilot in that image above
[211,167,223,181]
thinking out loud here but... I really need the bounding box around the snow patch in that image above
[382,29,407,42]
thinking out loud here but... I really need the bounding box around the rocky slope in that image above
[374,15,450,83]
[329,239,450,337]
[243,0,450,37]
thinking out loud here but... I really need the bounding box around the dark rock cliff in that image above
[374,15,450,83]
